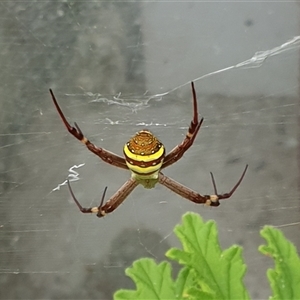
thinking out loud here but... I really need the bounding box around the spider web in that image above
[0,2,299,299]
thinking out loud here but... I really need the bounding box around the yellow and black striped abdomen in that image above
[123,130,165,176]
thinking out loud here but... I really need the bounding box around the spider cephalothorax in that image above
[123,130,165,188]
[50,82,247,218]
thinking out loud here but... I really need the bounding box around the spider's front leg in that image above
[49,89,128,170]
[68,178,139,217]
[162,82,203,169]
[158,165,248,206]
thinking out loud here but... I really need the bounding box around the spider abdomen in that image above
[123,130,165,178]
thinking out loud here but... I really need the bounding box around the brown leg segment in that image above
[162,82,203,169]
[68,178,139,217]
[50,89,128,170]
[158,165,248,207]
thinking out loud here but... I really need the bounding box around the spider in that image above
[49,82,248,218]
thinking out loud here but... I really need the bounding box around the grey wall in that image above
[0,2,299,299]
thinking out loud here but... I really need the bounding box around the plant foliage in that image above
[114,212,300,300]
[259,226,300,299]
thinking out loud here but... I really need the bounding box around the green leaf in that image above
[174,267,193,298]
[174,267,213,299]
[259,226,300,300]
[113,258,176,300]
[166,212,249,300]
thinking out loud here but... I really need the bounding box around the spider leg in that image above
[158,165,248,207]
[67,180,107,213]
[209,164,248,201]
[162,82,203,169]
[50,89,128,170]
[67,178,139,218]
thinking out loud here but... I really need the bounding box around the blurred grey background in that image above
[0,2,299,299]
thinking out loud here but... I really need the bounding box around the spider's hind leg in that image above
[208,164,248,205]
[67,178,139,218]
[67,180,107,217]
[158,165,248,207]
